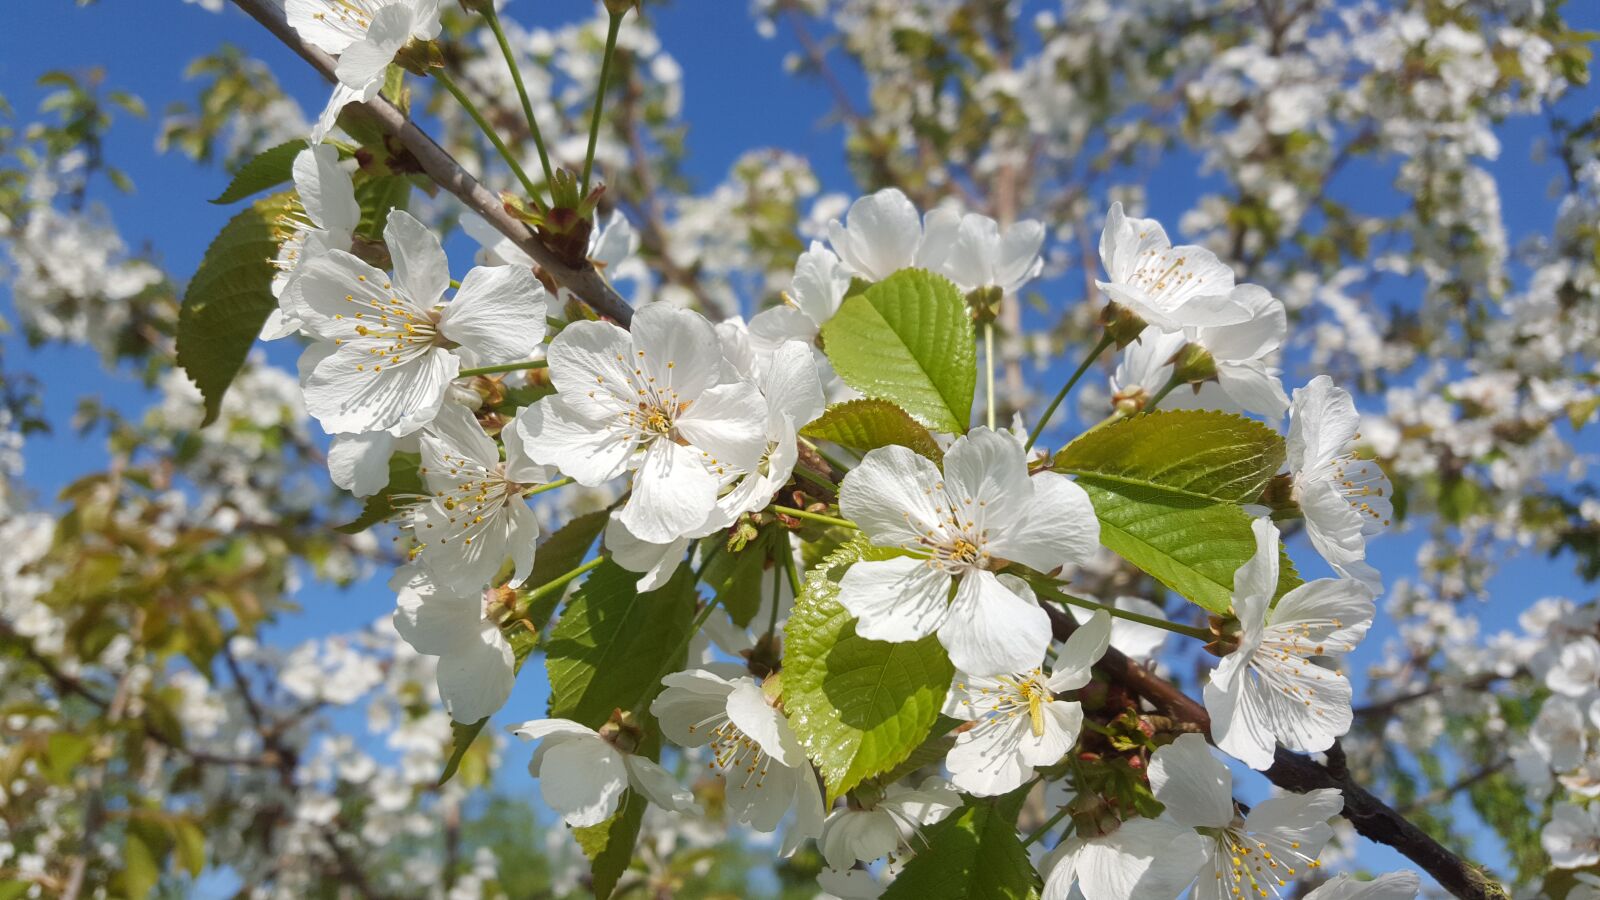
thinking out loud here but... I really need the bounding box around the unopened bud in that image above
[1205,614,1242,657]
[1112,385,1149,417]
[598,708,643,754]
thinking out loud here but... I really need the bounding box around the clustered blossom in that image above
[19,0,1597,893]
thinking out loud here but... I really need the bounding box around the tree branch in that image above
[227,0,634,326]
[1041,604,1505,900]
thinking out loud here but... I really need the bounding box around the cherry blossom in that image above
[1204,518,1375,770]
[1287,377,1392,593]
[942,610,1111,796]
[837,427,1099,675]
[650,668,824,855]
[514,303,767,544]
[510,718,696,828]
[294,210,548,436]
[287,0,442,141]
[1097,202,1255,332]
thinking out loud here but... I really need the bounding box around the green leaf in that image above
[176,193,295,426]
[124,817,169,900]
[171,819,206,878]
[801,398,944,463]
[1053,410,1285,504]
[545,561,699,728]
[439,626,539,786]
[1079,481,1299,614]
[0,881,31,900]
[210,139,307,205]
[819,269,975,433]
[703,527,781,628]
[782,538,954,803]
[882,795,1039,900]
[336,452,424,534]
[43,732,92,785]
[573,790,645,899]
[523,509,609,632]
[355,174,412,240]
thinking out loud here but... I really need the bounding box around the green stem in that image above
[792,463,836,492]
[799,437,853,475]
[522,556,601,611]
[433,67,542,203]
[1035,583,1211,642]
[482,4,556,191]
[521,476,572,499]
[581,11,626,197]
[766,557,783,638]
[1144,375,1183,413]
[779,538,803,599]
[1025,332,1115,451]
[984,320,997,431]
[770,505,857,530]
[1022,805,1072,848]
[459,359,549,378]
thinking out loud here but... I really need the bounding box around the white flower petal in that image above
[327,431,395,497]
[439,265,548,366]
[539,737,628,827]
[1147,733,1234,829]
[836,556,952,643]
[938,572,1051,676]
[619,439,720,544]
[839,445,947,548]
[385,209,450,308]
[435,619,514,723]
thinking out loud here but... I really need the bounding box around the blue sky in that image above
[3,0,1598,891]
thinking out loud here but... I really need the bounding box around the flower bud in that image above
[598,707,643,754]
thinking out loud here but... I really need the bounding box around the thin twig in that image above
[227,0,633,325]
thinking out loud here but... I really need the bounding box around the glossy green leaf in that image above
[1053,410,1285,504]
[1079,481,1300,614]
[882,794,1039,900]
[210,139,306,205]
[782,539,953,803]
[176,193,294,426]
[545,561,698,728]
[801,398,944,463]
[819,269,975,433]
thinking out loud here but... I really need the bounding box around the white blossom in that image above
[1204,518,1375,770]
[942,611,1111,796]
[294,211,548,436]
[837,427,1099,676]
[511,718,695,827]
[1287,377,1392,593]
[650,668,823,856]
[515,303,768,544]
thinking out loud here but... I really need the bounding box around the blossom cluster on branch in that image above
[3,0,1599,897]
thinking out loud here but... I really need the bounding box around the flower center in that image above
[956,670,1054,738]
[414,456,521,551]
[687,713,774,790]
[1209,827,1321,899]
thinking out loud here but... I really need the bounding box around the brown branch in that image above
[1042,604,1505,900]
[227,0,634,326]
